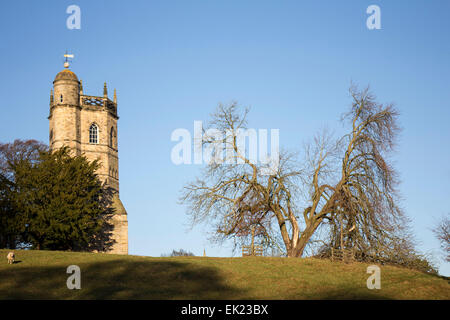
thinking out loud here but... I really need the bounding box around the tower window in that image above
[89,123,99,144]
[110,127,116,148]
[60,94,63,103]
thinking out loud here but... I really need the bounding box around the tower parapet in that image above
[80,94,117,116]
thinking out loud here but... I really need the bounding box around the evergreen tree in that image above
[12,147,110,251]
[0,173,16,248]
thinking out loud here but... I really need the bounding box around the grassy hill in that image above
[0,249,448,299]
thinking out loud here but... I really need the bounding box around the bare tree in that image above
[181,103,301,256]
[0,139,48,181]
[305,85,410,261]
[182,86,408,258]
[433,215,450,262]
[0,140,48,249]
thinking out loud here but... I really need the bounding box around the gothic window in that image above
[60,94,63,103]
[110,127,116,148]
[89,123,99,144]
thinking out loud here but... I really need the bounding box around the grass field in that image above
[0,249,448,299]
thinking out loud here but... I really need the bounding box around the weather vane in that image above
[63,52,74,68]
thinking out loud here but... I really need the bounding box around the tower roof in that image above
[54,69,79,82]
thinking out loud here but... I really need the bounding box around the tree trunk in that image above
[8,236,16,250]
[251,226,255,256]
[287,221,321,257]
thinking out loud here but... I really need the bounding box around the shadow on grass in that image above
[309,290,393,300]
[0,259,245,299]
[284,287,394,300]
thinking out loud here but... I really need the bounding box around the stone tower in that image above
[48,62,128,255]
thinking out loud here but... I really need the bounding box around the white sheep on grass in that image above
[6,252,15,264]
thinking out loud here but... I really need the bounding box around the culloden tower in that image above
[48,59,128,254]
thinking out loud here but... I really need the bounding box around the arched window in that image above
[89,123,99,144]
[60,94,63,103]
[109,127,116,148]
[49,129,53,143]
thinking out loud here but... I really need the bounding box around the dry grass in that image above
[0,249,448,299]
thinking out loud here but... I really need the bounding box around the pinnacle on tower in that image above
[50,89,54,105]
[104,82,108,97]
[80,80,83,94]
[114,88,117,104]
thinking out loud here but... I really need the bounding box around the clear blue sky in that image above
[0,1,449,276]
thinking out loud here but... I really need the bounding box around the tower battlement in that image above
[80,95,117,116]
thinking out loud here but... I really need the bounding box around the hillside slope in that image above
[0,249,448,299]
